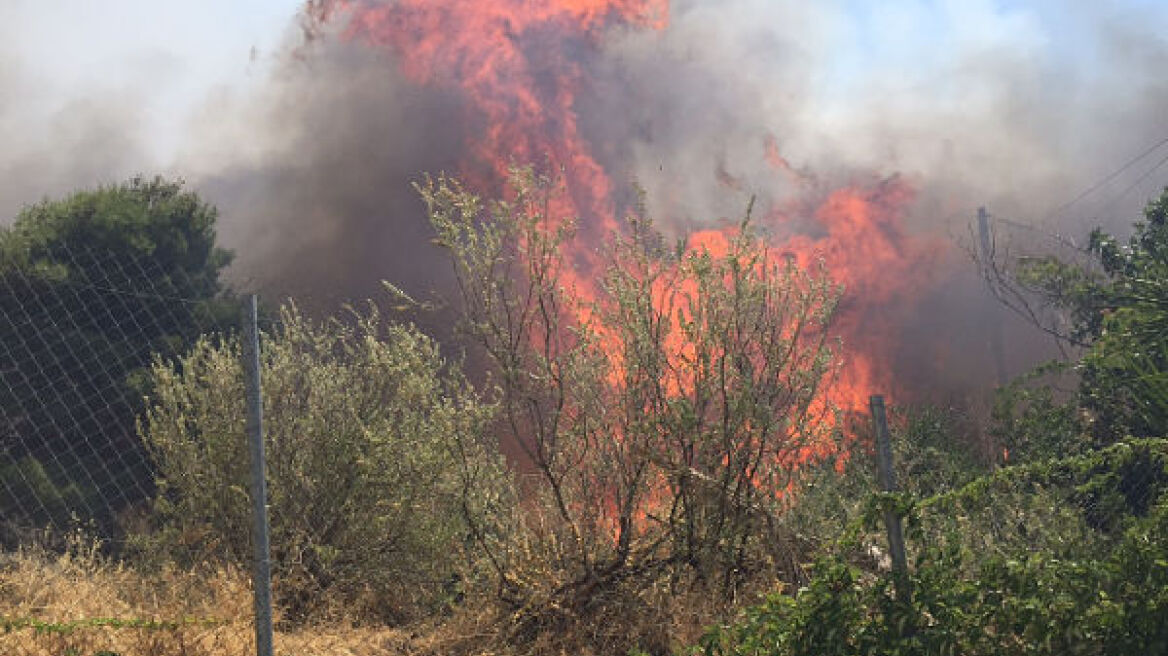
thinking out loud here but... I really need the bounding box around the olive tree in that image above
[138,303,511,623]
[423,169,843,625]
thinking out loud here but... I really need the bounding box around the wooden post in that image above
[870,395,910,604]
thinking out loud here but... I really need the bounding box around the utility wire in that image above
[990,212,1088,253]
[1042,133,1168,225]
[1104,149,1168,215]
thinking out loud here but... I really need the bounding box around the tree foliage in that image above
[137,302,511,624]
[2,175,231,297]
[990,362,1090,465]
[0,176,234,539]
[1008,189,1168,443]
[787,404,990,549]
[701,439,1168,656]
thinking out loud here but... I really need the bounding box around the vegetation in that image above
[0,176,235,541]
[784,403,990,548]
[2,176,1168,656]
[1005,188,1168,445]
[137,303,510,624]
[423,168,843,652]
[0,537,412,656]
[700,440,1168,656]
[703,188,1168,656]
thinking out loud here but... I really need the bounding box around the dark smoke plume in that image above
[179,1,1166,290]
[186,41,468,311]
[173,1,1165,397]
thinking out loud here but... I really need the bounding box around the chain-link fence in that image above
[0,244,234,544]
[813,396,1168,654]
[2,240,1166,656]
[0,243,261,655]
[859,396,1168,566]
[0,241,497,656]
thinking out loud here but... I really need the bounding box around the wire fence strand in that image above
[0,243,258,655]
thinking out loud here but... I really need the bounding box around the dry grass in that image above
[0,538,773,656]
[0,541,419,656]
[399,566,775,656]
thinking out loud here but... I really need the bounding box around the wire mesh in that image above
[4,237,1163,655]
[0,242,256,655]
[916,438,1168,566]
[0,243,230,545]
[798,401,1168,591]
[0,239,500,655]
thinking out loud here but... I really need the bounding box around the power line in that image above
[1042,133,1168,224]
[1104,149,1168,215]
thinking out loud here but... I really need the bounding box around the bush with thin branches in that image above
[423,169,843,651]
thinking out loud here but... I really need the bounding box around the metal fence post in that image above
[242,294,274,656]
[870,395,911,603]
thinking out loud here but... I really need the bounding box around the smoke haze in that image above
[3,1,1167,388]
[0,48,152,220]
[171,1,1168,300]
[184,43,468,308]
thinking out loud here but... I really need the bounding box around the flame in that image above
[777,178,941,412]
[328,0,664,227]
[309,0,939,467]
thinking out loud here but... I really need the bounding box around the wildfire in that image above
[307,0,937,444]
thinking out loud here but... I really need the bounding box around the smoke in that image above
[556,0,1166,389]
[183,41,468,310]
[173,1,1168,291]
[581,0,1168,233]
[4,1,1166,388]
[0,45,152,221]
[167,0,1165,394]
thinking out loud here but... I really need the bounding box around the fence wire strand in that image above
[0,243,257,655]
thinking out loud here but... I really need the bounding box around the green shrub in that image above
[0,456,90,545]
[785,403,989,549]
[699,440,1168,656]
[425,169,842,600]
[990,363,1090,466]
[136,302,512,624]
[0,176,235,538]
[1007,188,1168,443]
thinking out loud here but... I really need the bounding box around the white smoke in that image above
[598,0,1168,234]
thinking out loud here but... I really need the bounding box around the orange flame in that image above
[311,0,940,457]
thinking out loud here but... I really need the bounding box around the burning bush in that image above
[425,168,845,653]
[136,303,512,624]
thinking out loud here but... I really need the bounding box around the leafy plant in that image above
[786,403,989,551]
[424,168,842,652]
[1009,188,1168,442]
[136,302,511,624]
[990,362,1089,465]
[699,439,1168,656]
[0,176,236,541]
